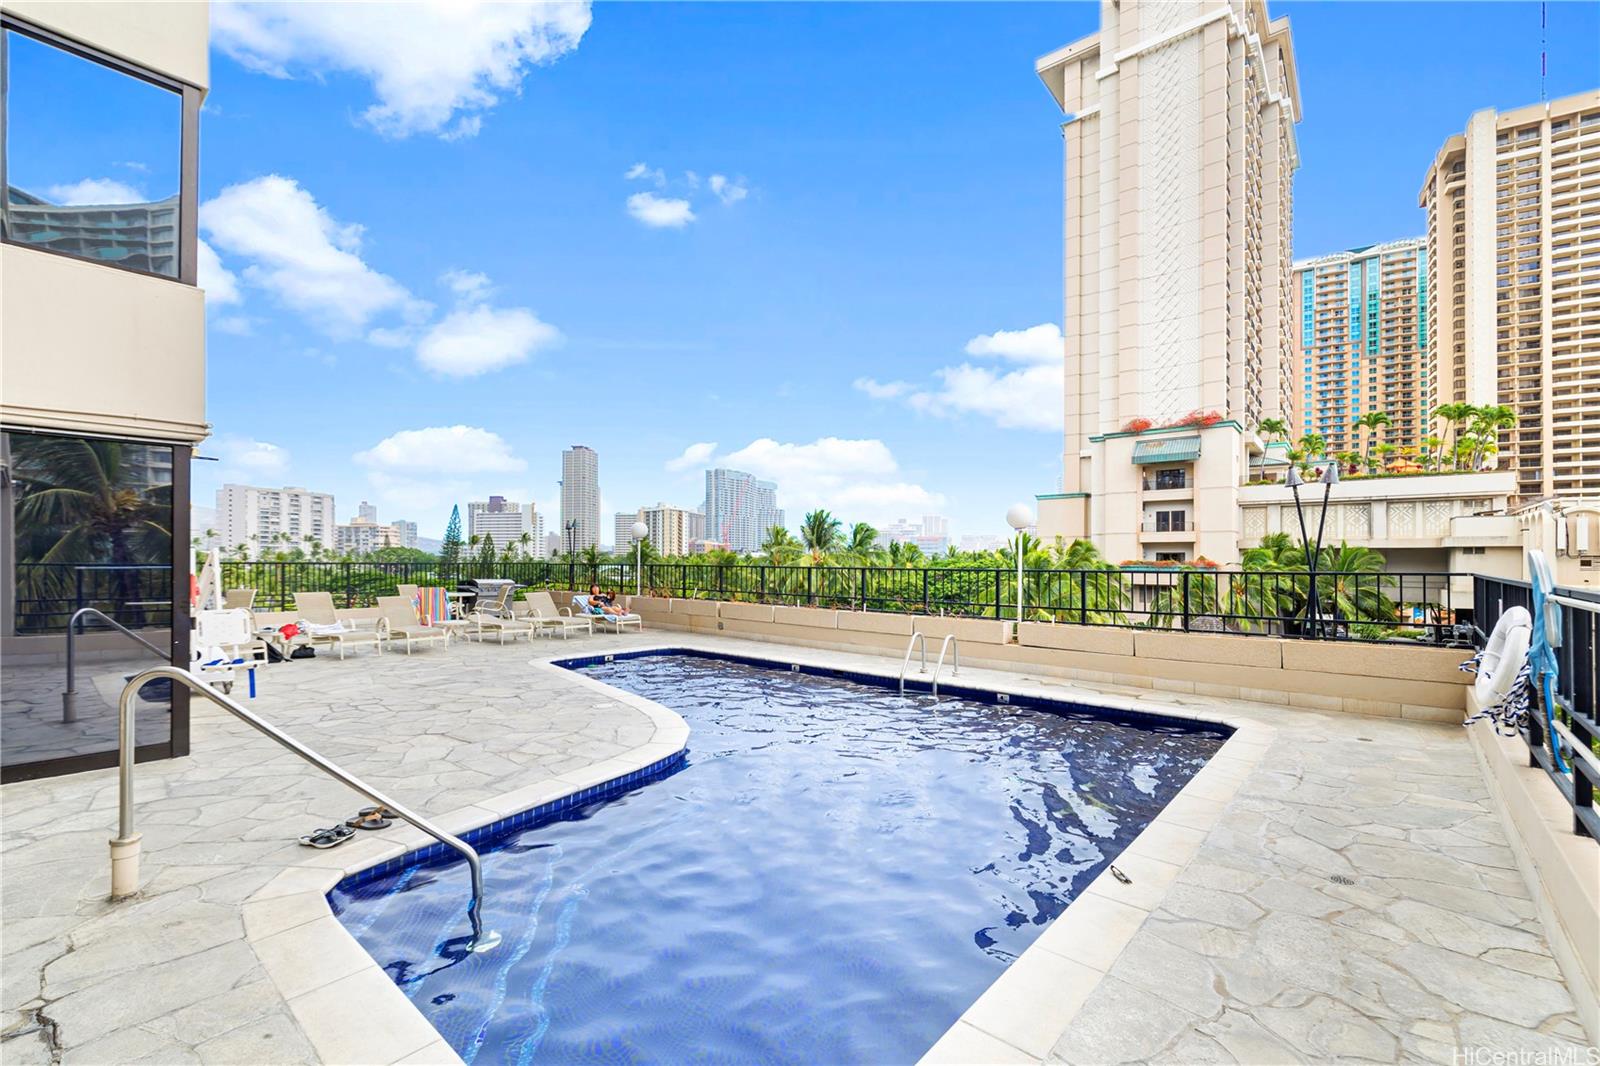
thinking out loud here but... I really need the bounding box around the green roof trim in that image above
[1036,492,1088,500]
[1131,436,1202,464]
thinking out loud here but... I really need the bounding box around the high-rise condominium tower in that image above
[1293,238,1430,456]
[1420,91,1600,501]
[467,496,533,551]
[1034,0,1301,564]
[215,485,336,558]
[560,445,601,552]
[703,469,784,554]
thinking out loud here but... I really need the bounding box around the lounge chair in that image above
[472,583,515,619]
[292,591,383,659]
[572,594,643,633]
[522,591,593,639]
[471,599,535,644]
[376,596,448,654]
[223,588,256,611]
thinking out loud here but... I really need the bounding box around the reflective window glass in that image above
[2,27,182,277]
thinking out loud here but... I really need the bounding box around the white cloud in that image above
[626,192,695,229]
[963,323,1063,364]
[665,441,717,472]
[211,1,591,139]
[440,269,493,302]
[200,175,425,337]
[46,177,144,205]
[355,425,526,475]
[196,239,241,306]
[853,377,912,400]
[416,303,562,377]
[355,425,528,515]
[909,363,1064,432]
[864,323,1064,433]
[214,315,254,336]
[716,437,944,522]
[212,435,289,478]
[624,162,666,187]
[708,173,748,205]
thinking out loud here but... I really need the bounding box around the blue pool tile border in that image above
[553,645,1235,739]
[334,749,688,893]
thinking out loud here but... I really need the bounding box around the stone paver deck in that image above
[1,630,1594,1064]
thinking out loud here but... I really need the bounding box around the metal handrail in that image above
[932,635,960,697]
[63,607,169,723]
[899,633,928,693]
[112,665,498,950]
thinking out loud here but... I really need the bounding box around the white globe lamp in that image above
[1005,504,1034,640]
[631,522,650,596]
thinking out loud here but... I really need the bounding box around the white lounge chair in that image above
[376,596,448,654]
[522,591,593,639]
[571,594,643,633]
[472,600,535,644]
[292,591,384,659]
[223,588,256,611]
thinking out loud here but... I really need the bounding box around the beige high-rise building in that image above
[1420,91,1600,502]
[1293,238,1430,457]
[1034,0,1301,564]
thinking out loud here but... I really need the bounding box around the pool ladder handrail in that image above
[63,607,169,723]
[110,665,498,950]
[899,633,928,693]
[931,635,960,696]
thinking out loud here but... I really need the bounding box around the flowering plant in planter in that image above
[1172,409,1223,428]
[1122,417,1154,433]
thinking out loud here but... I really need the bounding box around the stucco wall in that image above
[622,597,1471,721]
[1,1,209,88]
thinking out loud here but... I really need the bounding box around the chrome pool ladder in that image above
[898,633,960,696]
[110,665,499,951]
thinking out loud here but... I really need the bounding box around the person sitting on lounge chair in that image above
[588,584,626,617]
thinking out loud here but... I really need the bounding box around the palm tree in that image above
[1352,411,1391,472]
[1420,435,1444,472]
[1257,417,1288,442]
[845,522,879,557]
[1296,433,1327,462]
[761,525,802,565]
[1433,402,1476,470]
[1468,404,1514,470]
[800,509,842,558]
[10,435,173,630]
[1374,442,1397,472]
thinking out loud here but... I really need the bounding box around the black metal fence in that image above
[13,563,173,633]
[211,560,1464,643]
[1474,574,1598,840]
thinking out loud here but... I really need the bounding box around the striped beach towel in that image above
[416,586,451,626]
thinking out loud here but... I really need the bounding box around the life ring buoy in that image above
[1475,606,1531,707]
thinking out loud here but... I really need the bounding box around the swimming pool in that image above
[330,650,1228,1065]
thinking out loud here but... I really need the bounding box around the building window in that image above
[1154,468,1188,490]
[1153,510,1187,533]
[2,430,187,780]
[1155,551,1186,563]
[1,19,196,281]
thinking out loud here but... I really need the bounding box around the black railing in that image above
[1474,574,1598,840]
[13,563,173,633]
[212,560,1463,643]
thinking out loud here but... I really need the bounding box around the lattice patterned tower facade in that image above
[1420,92,1600,501]
[1293,239,1430,457]
[1034,0,1301,564]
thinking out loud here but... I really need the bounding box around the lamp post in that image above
[631,520,649,597]
[1006,504,1035,642]
[1286,462,1339,638]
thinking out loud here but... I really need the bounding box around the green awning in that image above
[1131,436,1201,464]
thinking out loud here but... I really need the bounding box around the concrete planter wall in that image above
[621,595,1471,722]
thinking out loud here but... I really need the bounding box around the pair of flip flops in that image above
[296,806,397,849]
[346,806,395,831]
[298,825,355,849]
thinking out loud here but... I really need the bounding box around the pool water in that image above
[330,652,1227,1066]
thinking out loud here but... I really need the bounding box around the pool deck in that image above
[1,630,1593,1064]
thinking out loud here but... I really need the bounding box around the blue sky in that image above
[170,1,1599,542]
